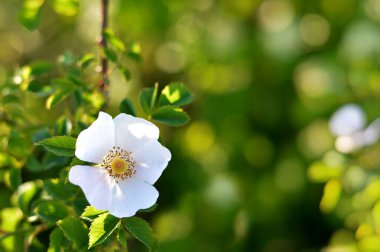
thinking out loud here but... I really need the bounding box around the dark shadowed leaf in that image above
[119,98,137,116]
[124,217,156,252]
[152,105,190,126]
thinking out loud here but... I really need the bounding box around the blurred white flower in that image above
[69,112,171,218]
[329,104,380,153]
[329,104,366,137]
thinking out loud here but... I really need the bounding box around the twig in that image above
[98,0,110,103]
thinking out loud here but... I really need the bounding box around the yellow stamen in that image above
[100,146,136,181]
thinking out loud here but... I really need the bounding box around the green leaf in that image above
[2,94,20,104]
[117,227,128,248]
[139,84,158,115]
[35,201,69,223]
[4,168,22,190]
[88,212,120,248]
[77,53,95,69]
[121,67,131,81]
[152,105,190,126]
[51,0,79,16]
[19,0,45,30]
[48,228,69,252]
[158,82,193,107]
[103,29,126,52]
[43,178,76,200]
[26,155,43,172]
[57,217,89,250]
[36,136,76,157]
[138,203,158,213]
[119,98,137,116]
[123,217,156,252]
[80,206,106,222]
[17,181,40,214]
[104,48,118,62]
[46,88,73,109]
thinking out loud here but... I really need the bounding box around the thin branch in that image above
[99,0,110,98]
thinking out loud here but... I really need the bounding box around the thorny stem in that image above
[99,0,110,104]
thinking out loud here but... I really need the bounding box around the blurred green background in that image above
[2,0,380,251]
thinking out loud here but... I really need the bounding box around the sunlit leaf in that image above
[51,0,79,16]
[46,88,73,109]
[88,213,120,248]
[19,0,45,30]
[158,82,193,107]
[320,179,342,213]
[17,181,40,215]
[80,206,106,222]
[103,29,126,52]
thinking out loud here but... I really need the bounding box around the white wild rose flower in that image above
[69,112,171,218]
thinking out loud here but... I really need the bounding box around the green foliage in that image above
[152,106,190,126]
[48,228,69,252]
[158,82,193,107]
[119,98,137,116]
[88,213,120,248]
[36,136,76,157]
[80,206,106,221]
[19,0,44,30]
[139,85,158,115]
[123,217,156,252]
[34,201,69,223]
[57,217,89,250]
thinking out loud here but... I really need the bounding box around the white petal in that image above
[113,114,159,151]
[108,178,158,218]
[132,141,171,184]
[69,165,114,210]
[329,104,366,137]
[75,112,115,163]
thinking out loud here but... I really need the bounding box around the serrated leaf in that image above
[57,217,88,250]
[19,0,45,30]
[89,213,120,248]
[35,201,69,223]
[81,206,106,221]
[36,136,76,157]
[139,84,158,115]
[48,228,69,252]
[119,98,137,116]
[152,106,190,126]
[124,217,156,252]
[158,82,193,107]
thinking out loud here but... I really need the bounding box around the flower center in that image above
[101,146,136,180]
